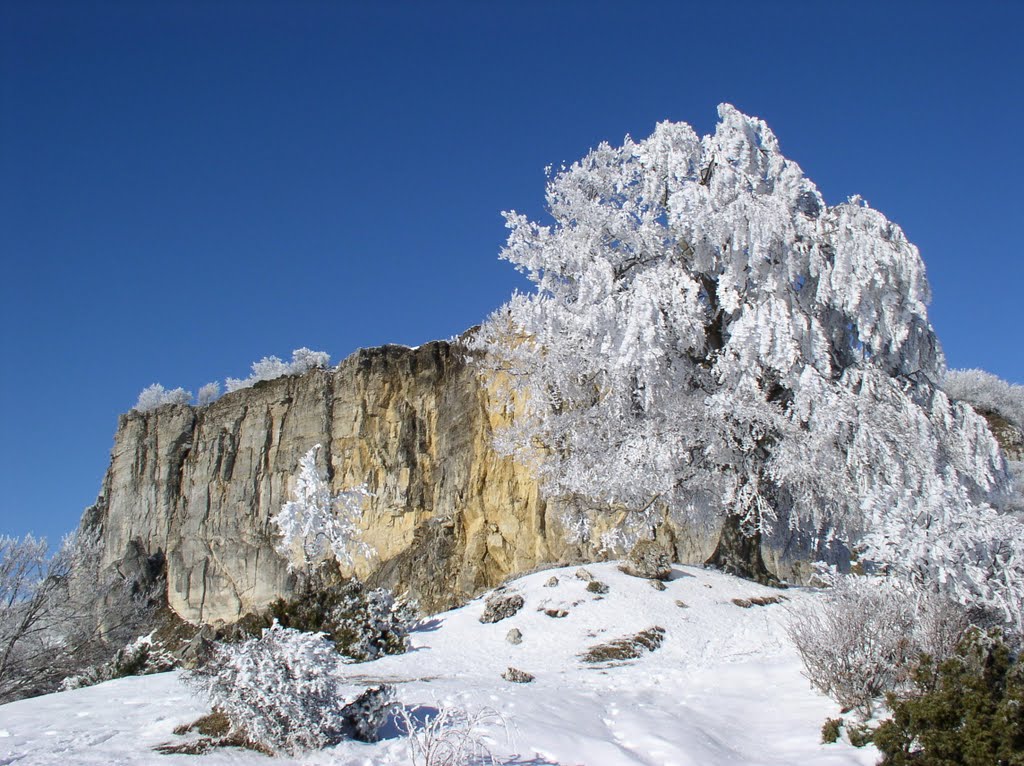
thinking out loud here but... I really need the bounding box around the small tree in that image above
[0,535,63,702]
[0,533,152,703]
[271,444,371,574]
[197,381,221,406]
[134,383,192,412]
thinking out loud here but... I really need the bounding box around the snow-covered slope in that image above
[0,563,878,765]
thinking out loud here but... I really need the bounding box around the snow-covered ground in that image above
[0,562,878,765]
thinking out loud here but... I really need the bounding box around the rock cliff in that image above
[81,340,816,625]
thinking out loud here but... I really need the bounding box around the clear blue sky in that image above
[2,0,1022,545]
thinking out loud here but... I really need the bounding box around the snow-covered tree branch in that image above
[0,533,151,703]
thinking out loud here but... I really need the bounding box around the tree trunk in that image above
[704,513,779,586]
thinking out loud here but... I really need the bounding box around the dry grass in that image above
[732,595,786,608]
[160,711,271,756]
[580,627,665,664]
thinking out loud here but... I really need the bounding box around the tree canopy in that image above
[473,105,1020,624]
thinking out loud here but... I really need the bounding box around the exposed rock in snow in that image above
[479,591,524,624]
[501,667,534,684]
[621,539,674,580]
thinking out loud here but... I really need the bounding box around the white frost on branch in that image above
[225,347,331,393]
[271,445,372,572]
[133,383,192,412]
[943,368,1024,430]
[196,381,221,406]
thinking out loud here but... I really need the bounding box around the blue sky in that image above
[2,1,1022,545]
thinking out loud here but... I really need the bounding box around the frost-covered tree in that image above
[133,383,192,412]
[0,534,63,702]
[225,347,331,393]
[943,369,1024,431]
[197,381,221,406]
[271,445,371,573]
[0,533,152,702]
[473,105,1018,597]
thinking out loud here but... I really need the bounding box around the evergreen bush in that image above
[873,628,1024,765]
[239,578,416,662]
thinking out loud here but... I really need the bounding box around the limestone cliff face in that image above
[84,341,809,625]
[86,342,554,623]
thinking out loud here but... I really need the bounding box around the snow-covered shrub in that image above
[395,704,503,766]
[134,383,192,412]
[791,575,980,717]
[196,381,220,406]
[913,591,974,663]
[272,444,371,573]
[788,577,918,716]
[60,632,176,691]
[185,622,394,754]
[943,368,1024,430]
[264,579,416,662]
[224,347,331,393]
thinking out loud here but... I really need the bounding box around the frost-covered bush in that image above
[224,347,331,393]
[395,704,503,766]
[788,577,918,716]
[60,632,176,691]
[263,579,417,662]
[272,444,371,573]
[185,622,394,754]
[943,368,1024,430]
[196,381,220,406]
[790,575,978,717]
[134,383,192,412]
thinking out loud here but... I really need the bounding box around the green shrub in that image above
[846,722,874,748]
[873,628,1024,765]
[821,717,843,744]
[237,578,416,662]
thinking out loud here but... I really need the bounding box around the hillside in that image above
[0,562,876,765]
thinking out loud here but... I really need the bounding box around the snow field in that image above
[0,562,879,765]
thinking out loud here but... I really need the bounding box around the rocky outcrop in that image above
[85,342,549,622]
[82,340,816,625]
